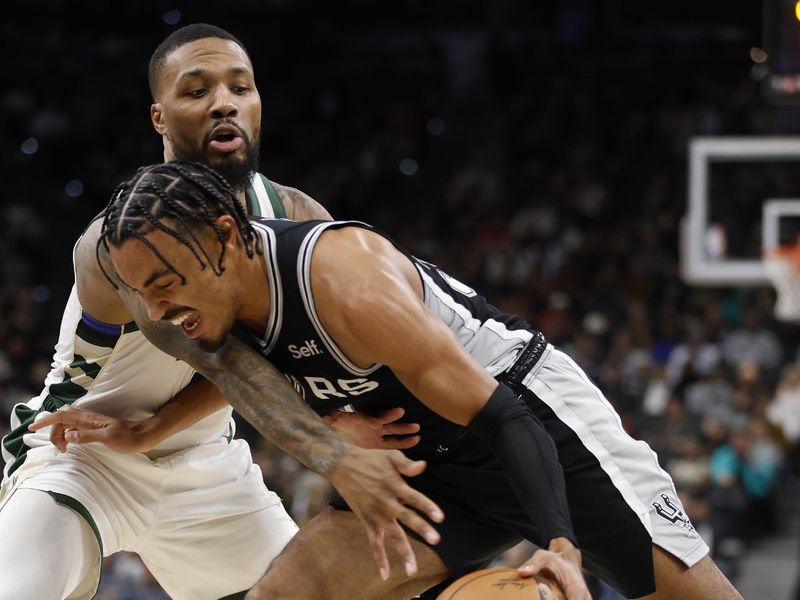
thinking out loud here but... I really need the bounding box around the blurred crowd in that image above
[3,2,800,598]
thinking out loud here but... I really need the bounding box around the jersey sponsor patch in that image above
[288,339,323,358]
[650,492,698,538]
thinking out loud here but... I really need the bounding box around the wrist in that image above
[548,536,582,568]
[318,441,356,480]
[548,536,578,553]
[130,418,162,452]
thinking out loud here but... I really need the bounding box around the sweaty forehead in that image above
[157,38,253,92]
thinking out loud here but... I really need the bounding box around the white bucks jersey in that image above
[2,172,282,479]
[0,284,220,478]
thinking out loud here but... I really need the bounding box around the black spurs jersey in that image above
[249,218,540,461]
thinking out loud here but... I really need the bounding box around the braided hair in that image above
[98,160,259,288]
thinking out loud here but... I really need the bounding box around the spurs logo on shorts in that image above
[651,493,697,537]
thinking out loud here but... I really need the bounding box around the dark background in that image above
[0,1,778,364]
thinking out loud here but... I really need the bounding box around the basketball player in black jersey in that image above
[100,161,744,600]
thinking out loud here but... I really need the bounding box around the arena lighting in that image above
[65,179,84,198]
[20,137,38,155]
[426,117,445,135]
[762,0,800,104]
[399,158,418,176]
[163,9,180,25]
[750,47,769,63]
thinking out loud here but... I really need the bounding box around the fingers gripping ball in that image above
[437,567,566,600]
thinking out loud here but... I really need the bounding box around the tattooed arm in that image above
[272,182,333,221]
[100,246,442,578]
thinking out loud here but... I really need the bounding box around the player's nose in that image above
[145,298,171,322]
[209,87,238,118]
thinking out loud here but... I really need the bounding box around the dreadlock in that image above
[98,161,260,288]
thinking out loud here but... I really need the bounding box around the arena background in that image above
[3,1,800,598]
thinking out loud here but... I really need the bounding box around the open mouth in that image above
[171,312,202,337]
[208,124,244,153]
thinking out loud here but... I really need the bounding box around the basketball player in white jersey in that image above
[0,24,439,600]
[100,160,745,600]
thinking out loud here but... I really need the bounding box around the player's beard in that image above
[175,126,261,192]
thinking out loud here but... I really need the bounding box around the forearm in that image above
[468,382,577,547]
[133,376,229,449]
[207,339,350,476]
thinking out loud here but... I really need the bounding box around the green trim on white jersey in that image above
[246,173,286,218]
[47,491,104,555]
[2,317,128,476]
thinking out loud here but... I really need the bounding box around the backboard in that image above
[680,136,800,286]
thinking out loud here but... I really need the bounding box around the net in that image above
[763,244,800,322]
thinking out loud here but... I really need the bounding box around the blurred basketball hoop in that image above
[681,137,800,286]
[680,136,800,321]
[764,244,800,322]
[763,200,800,322]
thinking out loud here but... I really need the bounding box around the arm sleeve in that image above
[467,382,578,548]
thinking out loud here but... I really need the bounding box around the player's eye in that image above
[187,88,206,97]
[156,281,173,290]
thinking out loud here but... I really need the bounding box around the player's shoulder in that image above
[267,179,332,221]
[74,216,104,264]
[75,218,103,268]
[313,221,398,267]
[73,214,131,323]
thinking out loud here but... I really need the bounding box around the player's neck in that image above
[236,244,272,338]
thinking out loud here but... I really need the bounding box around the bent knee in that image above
[248,560,330,599]
[646,546,744,600]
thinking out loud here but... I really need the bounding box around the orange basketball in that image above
[436,567,566,600]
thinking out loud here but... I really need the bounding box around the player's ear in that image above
[217,216,238,247]
[151,103,167,135]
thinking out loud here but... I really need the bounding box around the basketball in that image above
[436,567,566,600]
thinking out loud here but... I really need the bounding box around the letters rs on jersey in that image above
[248,218,536,460]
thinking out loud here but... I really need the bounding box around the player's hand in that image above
[327,446,444,581]
[518,538,591,600]
[324,407,421,450]
[28,407,151,454]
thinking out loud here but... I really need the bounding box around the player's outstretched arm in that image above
[28,376,227,453]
